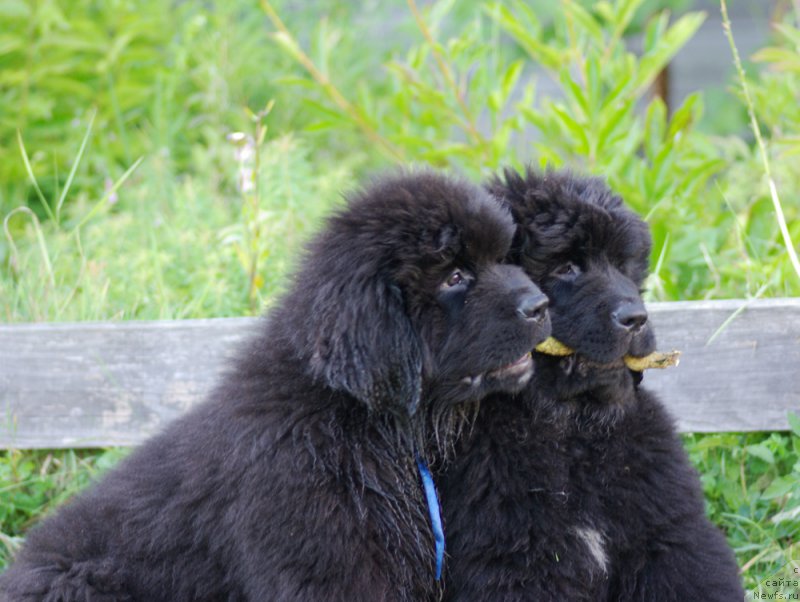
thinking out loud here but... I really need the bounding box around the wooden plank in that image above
[0,299,798,449]
[0,319,257,449]
[644,298,800,433]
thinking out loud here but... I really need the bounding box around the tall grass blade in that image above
[56,110,97,224]
[721,0,800,283]
[16,131,56,224]
[3,207,56,289]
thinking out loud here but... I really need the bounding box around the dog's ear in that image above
[306,271,423,416]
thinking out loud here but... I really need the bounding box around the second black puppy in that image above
[440,169,743,601]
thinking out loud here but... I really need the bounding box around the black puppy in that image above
[440,169,743,601]
[0,170,550,602]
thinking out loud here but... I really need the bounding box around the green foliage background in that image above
[1,0,799,591]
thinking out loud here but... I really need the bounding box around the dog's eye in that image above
[552,262,580,279]
[442,269,467,289]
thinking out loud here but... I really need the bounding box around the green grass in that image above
[1,132,354,322]
[687,428,800,591]
[1,0,799,591]
[0,448,130,566]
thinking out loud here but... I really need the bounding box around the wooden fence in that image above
[1,298,798,449]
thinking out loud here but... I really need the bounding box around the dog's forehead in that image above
[411,172,514,256]
[457,188,514,260]
[373,171,514,258]
[533,191,646,251]
[325,171,516,275]
[579,206,650,268]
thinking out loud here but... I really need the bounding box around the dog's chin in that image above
[420,352,535,461]
[533,352,638,402]
[456,352,534,401]
[555,354,624,376]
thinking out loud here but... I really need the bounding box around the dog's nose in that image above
[517,293,549,324]
[612,299,648,333]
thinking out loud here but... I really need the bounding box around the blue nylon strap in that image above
[416,455,445,580]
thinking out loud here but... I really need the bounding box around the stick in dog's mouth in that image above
[534,337,681,372]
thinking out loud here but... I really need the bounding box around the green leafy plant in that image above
[223,102,277,312]
[220,113,356,312]
[685,413,800,590]
[264,0,732,301]
[0,0,310,217]
[0,447,129,568]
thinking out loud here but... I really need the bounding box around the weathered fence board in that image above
[0,318,257,449]
[1,298,798,449]
[642,298,800,433]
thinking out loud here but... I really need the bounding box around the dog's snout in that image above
[611,299,648,333]
[517,293,549,324]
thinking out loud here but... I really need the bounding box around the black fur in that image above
[440,168,744,601]
[0,170,550,602]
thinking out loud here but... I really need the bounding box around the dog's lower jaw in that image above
[530,357,640,429]
[420,359,535,461]
[457,352,534,395]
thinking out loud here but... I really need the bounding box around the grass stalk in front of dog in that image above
[720,0,800,286]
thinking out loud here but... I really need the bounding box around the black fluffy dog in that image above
[0,171,551,602]
[440,169,744,601]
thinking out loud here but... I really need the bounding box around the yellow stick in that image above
[534,337,574,356]
[534,337,681,371]
[622,350,681,371]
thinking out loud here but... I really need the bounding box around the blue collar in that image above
[416,455,444,580]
